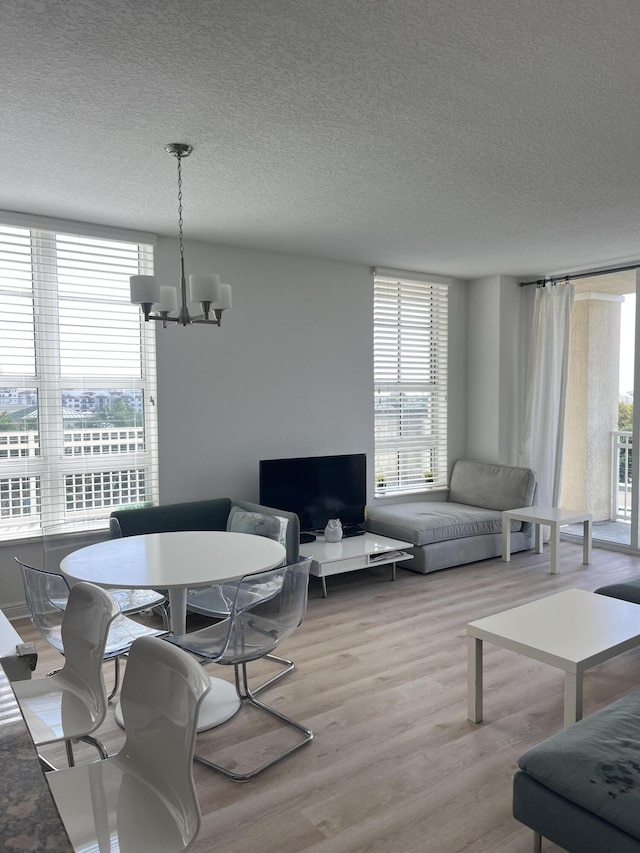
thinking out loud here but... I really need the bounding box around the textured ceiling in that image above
[3,0,640,279]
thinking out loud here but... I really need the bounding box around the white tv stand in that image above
[299,532,414,597]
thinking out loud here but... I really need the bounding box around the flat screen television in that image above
[259,453,367,534]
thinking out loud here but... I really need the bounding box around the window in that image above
[373,270,448,496]
[0,215,158,540]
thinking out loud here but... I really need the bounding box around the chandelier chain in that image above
[177,154,185,266]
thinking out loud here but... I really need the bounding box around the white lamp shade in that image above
[189,273,220,303]
[157,286,178,313]
[130,275,161,305]
[215,283,232,311]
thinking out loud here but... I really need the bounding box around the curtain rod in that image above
[519,261,640,287]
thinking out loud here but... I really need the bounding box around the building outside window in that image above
[373,269,448,496]
[0,215,158,541]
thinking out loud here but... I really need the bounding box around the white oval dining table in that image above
[60,530,286,730]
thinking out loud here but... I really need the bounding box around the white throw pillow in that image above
[226,507,288,548]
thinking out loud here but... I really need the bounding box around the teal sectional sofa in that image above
[514,689,640,852]
[109,497,300,563]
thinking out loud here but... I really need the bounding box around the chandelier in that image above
[129,143,232,327]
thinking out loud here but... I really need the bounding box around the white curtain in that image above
[518,281,575,508]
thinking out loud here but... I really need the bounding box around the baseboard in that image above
[2,602,28,621]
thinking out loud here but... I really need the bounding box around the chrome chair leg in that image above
[253,653,295,694]
[78,734,109,760]
[46,734,109,771]
[194,661,312,782]
[149,601,170,630]
[107,656,121,701]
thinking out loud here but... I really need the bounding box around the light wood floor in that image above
[15,541,640,853]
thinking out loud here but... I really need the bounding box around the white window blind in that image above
[374,272,448,496]
[0,220,158,541]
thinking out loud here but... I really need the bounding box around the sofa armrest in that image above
[231,499,300,564]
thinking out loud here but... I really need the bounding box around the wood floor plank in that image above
[12,539,640,852]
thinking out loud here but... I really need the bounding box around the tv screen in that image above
[259,453,366,532]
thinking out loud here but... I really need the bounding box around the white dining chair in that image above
[47,635,211,853]
[12,580,119,769]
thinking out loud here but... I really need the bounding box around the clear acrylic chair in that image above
[43,521,169,629]
[185,578,295,693]
[168,557,313,782]
[47,635,211,853]
[185,513,293,693]
[15,557,166,701]
[12,581,119,769]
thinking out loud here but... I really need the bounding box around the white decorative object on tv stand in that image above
[324,519,343,542]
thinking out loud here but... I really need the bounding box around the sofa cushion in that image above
[231,499,300,564]
[227,506,288,548]
[448,459,536,511]
[517,689,640,841]
[365,501,523,547]
[595,578,640,606]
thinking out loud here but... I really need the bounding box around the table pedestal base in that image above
[115,676,240,732]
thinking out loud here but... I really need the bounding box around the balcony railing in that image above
[612,430,632,521]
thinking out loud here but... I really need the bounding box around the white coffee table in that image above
[467,588,640,728]
[300,532,413,597]
[502,505,592,573]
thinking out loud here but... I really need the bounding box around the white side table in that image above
[502,505,592,574]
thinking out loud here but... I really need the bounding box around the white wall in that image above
[154,237,376,502]
[467,276,501,461]
[0,236,471,614]
[499,276,534,465]
[467,275,533,465]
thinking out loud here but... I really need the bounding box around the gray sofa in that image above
[365,459,537,573]
[513,689,640,851]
